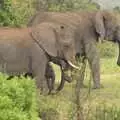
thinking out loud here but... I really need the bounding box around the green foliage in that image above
[0,0,100,26]
[36,0,99,12]
[0,73,38,120]
[114,6,120,13]
[0,0,35,27]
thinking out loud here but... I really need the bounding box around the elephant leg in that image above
[35,74,49,94]
[85,42,100,89]
[45,63,55,94]
[47,78,53,94]
[34,62,49,94]
[31,45,49,94]
[34,66,49,94]
[47,77,55,94]
[49,72,55,93]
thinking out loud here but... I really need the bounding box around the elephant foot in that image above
[80,84,87,88]
[48,89,57,95]
[39,86,49,96]
[92,84,103,89]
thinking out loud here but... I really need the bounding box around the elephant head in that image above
[95,10,120,65]
[31,22,79,69]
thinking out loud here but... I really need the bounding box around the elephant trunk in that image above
[117,43,120,66]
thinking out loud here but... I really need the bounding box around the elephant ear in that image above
[95,11,106,40]
[31,23,58,57]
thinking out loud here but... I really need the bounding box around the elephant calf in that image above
[0,22,78,94]
[28,10,120,89]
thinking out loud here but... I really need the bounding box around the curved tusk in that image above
[68,61,80,70]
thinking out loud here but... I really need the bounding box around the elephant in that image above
[0,21,78,94]
[28,10,120,89]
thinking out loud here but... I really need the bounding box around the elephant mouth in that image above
[67,61,80,70]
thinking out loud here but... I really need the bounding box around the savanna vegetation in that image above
[0,0,120,120]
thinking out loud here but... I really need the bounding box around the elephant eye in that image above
[60,25,64,29]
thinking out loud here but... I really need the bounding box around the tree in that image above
[35,0,100,12]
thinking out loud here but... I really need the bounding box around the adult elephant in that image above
[28,10,120,89]
[0,22,78,94]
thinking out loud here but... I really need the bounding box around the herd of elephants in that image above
[0,10,120,94]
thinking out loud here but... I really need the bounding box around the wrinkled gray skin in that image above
[28,10,120,89]
[0,22,77,94]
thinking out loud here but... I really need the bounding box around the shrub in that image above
[0,0,35,27]
[0,73,38,120]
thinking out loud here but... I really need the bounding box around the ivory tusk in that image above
[68,61,80,70]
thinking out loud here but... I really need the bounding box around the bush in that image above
[0,0,35,27]
[0,0,99,26]
[0,73,38,120]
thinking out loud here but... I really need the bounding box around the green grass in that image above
[92,57,120,106]
[39,57,120,120]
